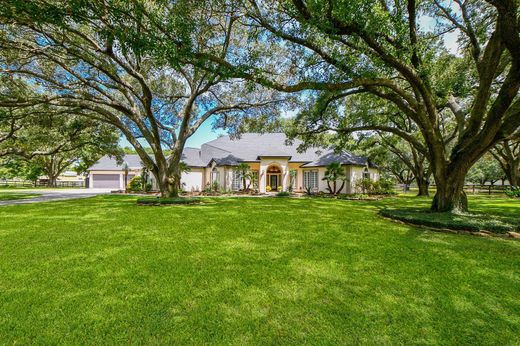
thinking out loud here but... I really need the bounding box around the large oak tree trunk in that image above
[48,176,58,188]
[416,176,430,196]
[431,171,468,212]
[506,162,519,186]
[158,173,181,198]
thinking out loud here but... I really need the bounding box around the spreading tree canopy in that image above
[0,0,286,197]
[195,0,520,212]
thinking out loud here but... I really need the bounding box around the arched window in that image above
[363,167,371,180]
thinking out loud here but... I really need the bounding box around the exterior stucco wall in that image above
[349,166,380,193]
[259,157,289,193]
[288,163,305,192]
[181,168,204,192]
[90,161,379,194]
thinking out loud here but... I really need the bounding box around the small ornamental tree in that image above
[322,162,347,195]
[234,163,251,191]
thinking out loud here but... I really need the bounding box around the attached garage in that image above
[92,174,121,189]
[181,170,203,192]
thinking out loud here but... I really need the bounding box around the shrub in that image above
[505,186,520,198]
[127,176,142,191]
[376,178,396,195]
[355,178,374,194]
[276,191,290,197]
[304,186,313,196]
[277,186,282,192]
[355,178,395,195]
[137,197,201,205]
[266,185,272,192]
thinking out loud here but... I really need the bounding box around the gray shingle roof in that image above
[88,154,141,170]
[300,150,368,167]
[181,147,206,167]
[88,133,371,171]
[204,133,321,162]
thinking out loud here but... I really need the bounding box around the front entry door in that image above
[270,175,278,190]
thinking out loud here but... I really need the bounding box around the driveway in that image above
[0,188,112,206]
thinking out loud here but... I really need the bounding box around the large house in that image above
[87,133,379,193]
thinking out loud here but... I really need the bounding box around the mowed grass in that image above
[0,192,40,201]
[0,196,519,344]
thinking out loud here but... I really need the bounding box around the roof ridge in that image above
[202,142,232,153]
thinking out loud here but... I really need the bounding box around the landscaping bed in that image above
[136,197,202,206]
[380,207,520,237]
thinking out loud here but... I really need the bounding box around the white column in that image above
[259,168,266,193]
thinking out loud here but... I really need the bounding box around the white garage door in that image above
[93,174,120,189]
[181,171,203,191]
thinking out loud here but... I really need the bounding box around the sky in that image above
[185,120,227,148]
[119,118,227,149]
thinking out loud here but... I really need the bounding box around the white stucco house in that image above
[87,133,379,193]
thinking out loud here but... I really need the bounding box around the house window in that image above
[363,167,371,180]
[303,170,318,190]
[232,170,241,191]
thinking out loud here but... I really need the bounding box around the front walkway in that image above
[0,188,112,206]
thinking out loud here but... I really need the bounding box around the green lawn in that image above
[0,192,40,201]
[0,195,519,344]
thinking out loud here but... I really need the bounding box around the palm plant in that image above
[234,163,251,191]
[177,162,191,191]
[322,162,347,195]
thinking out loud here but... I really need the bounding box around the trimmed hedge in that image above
[380,208,520,234]
[137,197,202,206]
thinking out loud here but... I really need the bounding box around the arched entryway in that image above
[266,164,282,191]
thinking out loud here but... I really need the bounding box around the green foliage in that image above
[377,178,396,194]
[136,197,201,205]
[467,154,504,185]
[505,186,520,198]
[356,178,395,195]
[276,191,290,197]
[355,178,374,194]
[233,163,251,191]
[0,157,43,182]
[322,162,347,195]
[127,176,142,192]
